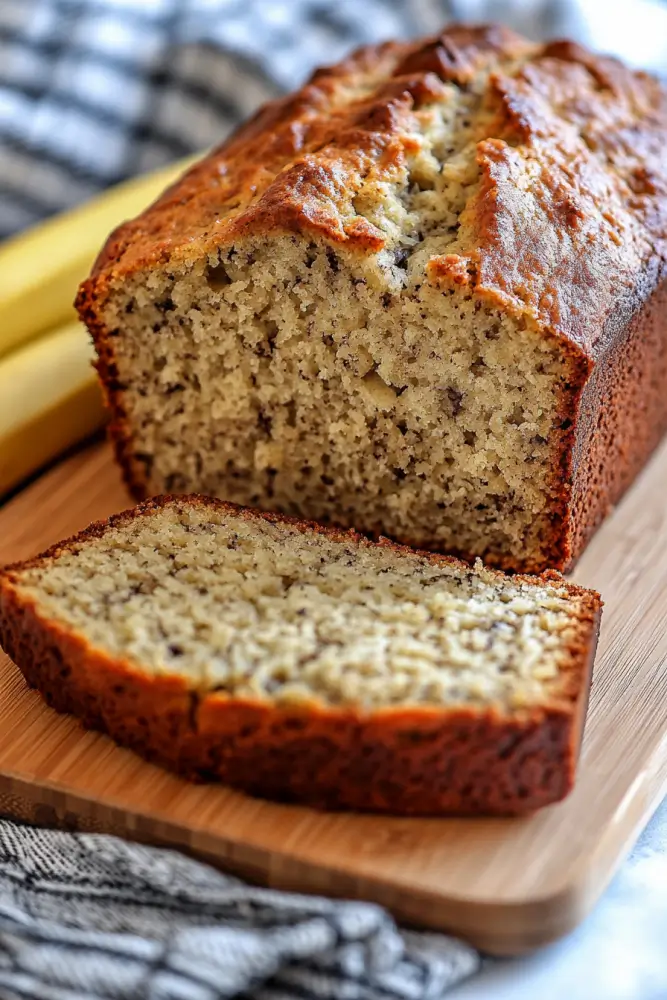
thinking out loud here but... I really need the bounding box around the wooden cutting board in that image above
[1,439,666,956]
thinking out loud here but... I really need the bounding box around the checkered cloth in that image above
[0,820,480,1000]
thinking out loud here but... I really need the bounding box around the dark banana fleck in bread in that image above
[0,497,600,815]
[77,24,667,573]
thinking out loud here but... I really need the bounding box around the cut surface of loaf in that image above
[0,498,601,814]
[77,24,667,573]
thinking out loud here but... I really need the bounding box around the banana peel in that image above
[0,320,106,496]
[0,153,204,494]
[0,154,199,359]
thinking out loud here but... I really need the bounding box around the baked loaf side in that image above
[77,25,667,574]
[0,498,601,815]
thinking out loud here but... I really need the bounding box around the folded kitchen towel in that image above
[0,819,480,999]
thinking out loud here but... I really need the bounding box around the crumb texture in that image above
[10,500,594,712]
[102,235,579,570]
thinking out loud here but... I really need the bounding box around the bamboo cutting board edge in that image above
[0,745,664,955]
[0,439,666,955]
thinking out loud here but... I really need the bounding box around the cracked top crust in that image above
[83,24,667,357]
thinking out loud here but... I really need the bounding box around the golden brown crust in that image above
[77,24,666,352]
[0,497,601,816]
[78,26,533,282]
[442,61,666,356]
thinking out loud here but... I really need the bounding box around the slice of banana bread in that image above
[76,24,667,573]
[0,497,600,815]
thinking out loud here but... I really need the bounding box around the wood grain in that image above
[0,440,666,955]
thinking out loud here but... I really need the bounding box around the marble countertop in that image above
[449,797,667,1000]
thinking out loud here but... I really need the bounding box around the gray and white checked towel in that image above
[1,2,667,998]
[0,819,480,1000]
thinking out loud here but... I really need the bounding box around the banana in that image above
[0,154,199,360]
[0,320,106,497]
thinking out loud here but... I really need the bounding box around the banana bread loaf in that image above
[0,497,600,815]
[77,25,667,573]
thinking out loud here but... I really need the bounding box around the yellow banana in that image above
[0,320,106,496]
[0,154,199,359]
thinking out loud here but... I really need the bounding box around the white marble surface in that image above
[448,797,667,1000]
